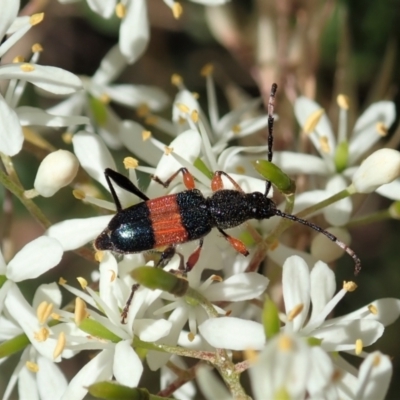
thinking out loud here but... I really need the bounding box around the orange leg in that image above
[211,171,244,193]
[152,168,195,190]
[218,228,249,256]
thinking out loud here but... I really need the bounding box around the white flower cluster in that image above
[0,2,399,400]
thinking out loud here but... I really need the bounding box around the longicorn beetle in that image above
[94,84,361,322]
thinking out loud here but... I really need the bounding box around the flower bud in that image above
[34,150,79,197]
[352,149,400,193]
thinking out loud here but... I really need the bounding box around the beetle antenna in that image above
[265,83,278,197]
[274,209,361,276]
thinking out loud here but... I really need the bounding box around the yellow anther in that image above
[373,354,381,367]
[232,124,241,135]
[30,13,44,26]
[287,304,304,321]
[172,2,183,19]
[191,92,199,99]
[13,56,25,63]
[115,3,126,18]
[26,361,39,373]
[188,332,195,342]
[337,94,350,110]
[178,116,187,125]
[32,43,43,53]
[94,251,104,263]
[99,93,110,104]
[171,73,183,87]
[278,335,293,352]
[34,327,49,342]
[164,146,173,155]
[20,63,35,72]
[319,136,330,153]
[191,110,199,123]
[343,281,358,292]
[37,301,53,325]
[142,130,152,141]
[50,313,61,321]
[74,297,87,325]
[144,115,158,125]
[123,157,139,169]
[303,108,324,134]
[243,348,258,363]
[201,63,214,77]
[77,277,88,289]
[368,304,378,315]
[225,309,232,316]
[176,103,190,114]
[62,132,73,144]
[355,339,363,355]
[136,104,150,118]
[235,166,246,175]
[73,189,86,200]
[110,270,116,282]
[376,122,388,137]
[211,275,223,282]
[58,277,67,285]
[53,332,66,359]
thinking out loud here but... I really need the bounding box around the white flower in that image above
[0,7,86,156]
[351,148,400,193]
[47,43,169,149]
[1,283,69,400]
[29,150,79,198]
[0,236,63,314]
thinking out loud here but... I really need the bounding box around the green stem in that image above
[344,210,391,229]
[0,168,51,229]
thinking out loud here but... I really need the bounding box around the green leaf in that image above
[262,297,280,339]
[78,319,122,343]
[0,333,30,359]
[253,160,295,195]
[131,267,188,296]
[88,381,150,400]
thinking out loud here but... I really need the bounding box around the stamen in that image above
[53,332,66,359]
[34,327,49,342]
[20,63,35,72]
[191,110,199,123]
[303,108,324,134]
[232,124,241,135]
[235,165,246,174]
[192,92,199,99]
[211,275,223,282]
[123,157,139,169]
[319,136,330,153]
[26,361,39,372]
[109,270,116,282]
[62,132,73,144]
[74,297,87,325]
[200,63,214,77]
[337,94,350,110]
[373,354,381,367]
[368,304,378,315]
[30,13,44,26]
[37,301,53,324]
[115,3,126,18]
[278,335,293,351]
[287,304,304,321]
[51,313,61,320]
[136,104,150,117]
[32,43,43,53]
[99,93,110,104]
[73,189,86,200]
[355,339,363,355]
[13,56,25,63]
[171,73,183,87]
[188,332,195,342]
[243,348,258,363]
[376,122,388,137]
[58,277,67,285]
[144,115,158,125]
[176,103,190,114]
[142,130,152,141]
[77,277,88,289]
[164,146,173,155]
[343,281,357,291]
[95,251,104,262]
[172,2,183,19]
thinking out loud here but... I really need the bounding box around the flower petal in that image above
[197,366,232,400]
[7,236,63,281]
[37,355,68,400]
[113,340,143,387]
[134,319,172,342]
[199,317,265,350]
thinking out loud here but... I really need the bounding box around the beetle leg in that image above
[184,238,204,273]
[211,171,244,193]
[120,283,140,324]
[218,228,249,256]
[152,167,195,190]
